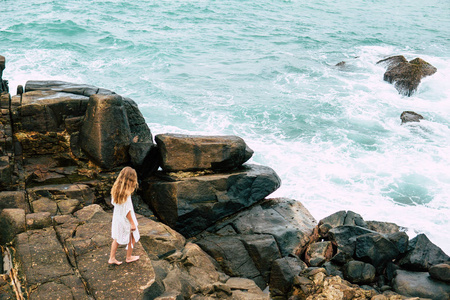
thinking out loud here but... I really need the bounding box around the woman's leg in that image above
[126,234,139,263]
[108,239,122,265]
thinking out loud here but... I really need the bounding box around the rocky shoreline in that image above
[1,55,449,299]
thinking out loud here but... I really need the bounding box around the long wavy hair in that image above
[111,167,138,205]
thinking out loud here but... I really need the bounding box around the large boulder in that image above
[392,270,450,300]
[398,233,449,271]
[155,134,253,172]
[377,55,437,96]
[203,198,317,257]
[269,257,307,298]
[429,264,450,283]
[0,208,26,244]
[78,94,132,168]
[355,233,400,273]
[343,260,376,284]
[142,164,281,237]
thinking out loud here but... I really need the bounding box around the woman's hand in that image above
[131,223,136,231]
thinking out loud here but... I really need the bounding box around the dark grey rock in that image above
[143,164,281,237]
[387,231,409,254]
[355,233,399,273]
[269,257,307,297]
[319,210,367,229]
[366,220,400,234]
[25,80,114,97]
[393,269,450,300]
[398,234,450,271]
[328,225,375,264]
[343,260,376,284]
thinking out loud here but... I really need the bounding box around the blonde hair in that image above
[111,167,138,205]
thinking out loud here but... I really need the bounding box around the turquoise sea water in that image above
[2,0,450,253]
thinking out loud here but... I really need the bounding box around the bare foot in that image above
[126,256,140,263]
[108,258,122,265]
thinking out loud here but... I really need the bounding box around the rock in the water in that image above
[78,94,132,168]
[393,269,450,300]
[355,233,400,273]
[429,263,450,283]
[377,55,437,96]
[155,134,254,172]
[0,208,26,244]
[143,164,281,237]
[398,233,449,271]
[269,257,307,297]
[401,111,424,124]
[343,260,376,284]
[304,241,333,267]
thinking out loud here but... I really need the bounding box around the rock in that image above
[386,231,409,254]
[143,164,281,237]
[0,191,29,212]
[392,269,450,300]
[25,80,113,97]
[0,208,26,244]
[328,225,375,264]
[322,262,343,278]
[269,257,307,297]
[14,228,74,285]
[429,264,450,283]
[204,198,316,258]
[366,220,400,234]
[343,260,376,284]
[319,210,367,229]
[355,233,399,273]
[31,197,58,215]
[377,55,437,96]
[398,233,449,271]
[304,241,333,267]
[225,277,269,300]
[155,134,253,172]
[27,184,96,207]
[73,204,104,222]
[196,235,266,289]
[78,94,132,168]
[28,275,90,299]
[400,111,424,124]
[57,199,80,215]
[12,90,89,133]
[0,157,11,189]
[26,212,52,230]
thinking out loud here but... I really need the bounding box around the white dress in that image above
[111,195,140,245]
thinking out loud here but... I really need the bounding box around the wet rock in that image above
[392,269,450,300]
[377,55,437,96]
[366,220,400,234]
[343,260,376,284]
[0,208,26,244]
[0,191,29,213]
[78,94,132,168]
[143,164,281,237]
[398,234,449,271]
[400,111,424,124]
[386,231,409,254]
[355,233,399,273]
[304,241,333,267]
[26,212,52,230]
[429,263,450,283]
[155,134,253,172]
[269,257,307,297]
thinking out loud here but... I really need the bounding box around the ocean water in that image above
[1,0,450,254]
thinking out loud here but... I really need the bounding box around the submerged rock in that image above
[377,55,437,96]
[400,111,424,124]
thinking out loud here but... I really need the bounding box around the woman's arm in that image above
[126,211,136,231]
